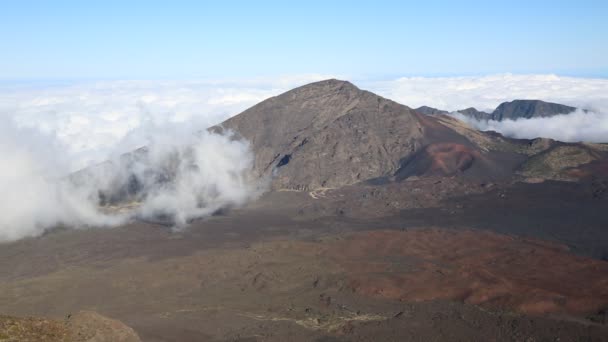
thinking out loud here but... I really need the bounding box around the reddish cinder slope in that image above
[565,160,608,180]
[324,229,608,315]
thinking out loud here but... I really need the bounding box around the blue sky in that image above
[1,0,607,80]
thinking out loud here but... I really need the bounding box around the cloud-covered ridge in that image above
[0,75,334,171]
[0,118,262,242]
[370,74,608,142]
[1,73,607,241]
[0,76,345,241]
[451,109,608,143]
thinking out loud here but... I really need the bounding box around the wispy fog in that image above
[0,76,342,241]
[0,119,124,241]
[0,115,261,241]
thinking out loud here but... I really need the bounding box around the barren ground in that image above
[1,180,607,341]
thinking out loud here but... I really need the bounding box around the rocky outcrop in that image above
[0,311,141,342]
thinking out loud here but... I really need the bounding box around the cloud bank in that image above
[451,109,608,143]
[0,75,333,171]
[0,75,334,241]
[0,117,261,242]
[371,74,608,112]
[0,120,124,241]
[369,74,608,142]
[1,73,607,241]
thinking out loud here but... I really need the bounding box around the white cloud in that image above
[366,74,608,142]
[1,73,607,241]
[369,74,608,113]
[0,75,336,241]
[451,109,608,143]
[0,74,335,171]
[0,120,127,241]
[0,115,262,242]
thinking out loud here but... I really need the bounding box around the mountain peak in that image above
[492,99,576,121]
[283,78,360,98]
[303,78,354,87]
[220,79,427,189]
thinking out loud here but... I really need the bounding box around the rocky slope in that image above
[219,79,426,189]
[218,79,532,190]
[0,311,140,342]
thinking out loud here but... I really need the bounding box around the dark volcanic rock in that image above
[218,80,576,190]
[491,99,576,121]
[219,79,448,189]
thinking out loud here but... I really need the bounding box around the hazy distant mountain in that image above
[414,105,492,120]
[457,107,492,120]
[416,99,578,122]
[491,99,577,121]
[415,106,448,115]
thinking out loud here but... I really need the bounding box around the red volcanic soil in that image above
[393,141,522,180]
[565,160,608,180]
[394,143,478,178]
[421,143,477,175]
[324,229,608,316]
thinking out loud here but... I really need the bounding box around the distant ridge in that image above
[457,107,492,120]
[415,106,448,116]
[491,100,577,121]
[416,99,578,121]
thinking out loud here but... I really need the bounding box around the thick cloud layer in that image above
[0,75,332,171]
[0,116,261,241]
[369,74,608,142]
[0,76,338,242]
[0,120,125,241]
[371,74,608,112]
[1,74,606,241]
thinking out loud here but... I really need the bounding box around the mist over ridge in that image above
[0,114,261,242]
[1,73,607,241]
